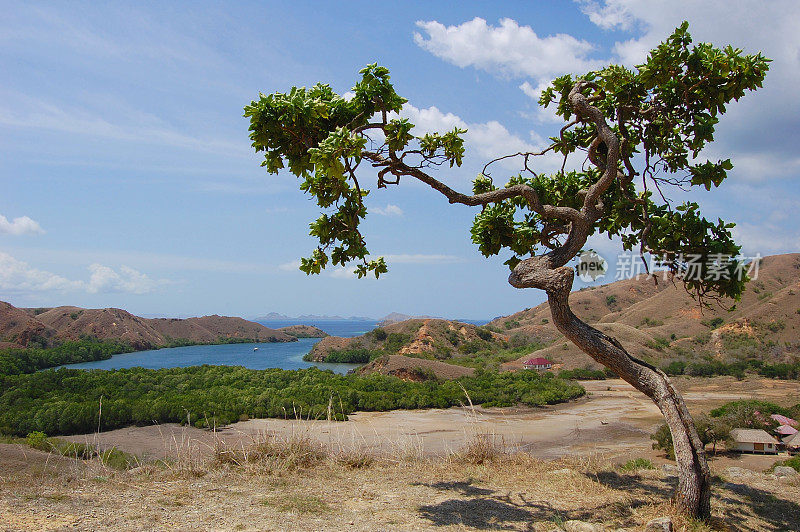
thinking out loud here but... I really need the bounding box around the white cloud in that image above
[328,265,358,279]
[731,223,800,256]
[414,17,606,81]
[278,260,301,272]
[86,263,161,294]
[576,0,637,30]
[401,103,557,169]
[0,252,82,292]
[0,214,44,235]
[417,7,800,185]
[0,251,166,294]
[371,204,404,217]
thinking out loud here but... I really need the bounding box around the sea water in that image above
[60,320,378,374]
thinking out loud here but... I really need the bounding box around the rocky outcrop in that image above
[276,325,328,338]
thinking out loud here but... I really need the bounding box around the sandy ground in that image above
[59,377,800,468]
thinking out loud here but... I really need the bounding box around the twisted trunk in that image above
[510,261,711,518]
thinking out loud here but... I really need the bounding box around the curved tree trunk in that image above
[511,262,711,518]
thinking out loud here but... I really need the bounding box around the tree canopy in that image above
[245,22,768,304]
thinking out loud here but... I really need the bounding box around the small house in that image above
[729,428,780,454]
[783,431,800,454]
[523,357,552,370]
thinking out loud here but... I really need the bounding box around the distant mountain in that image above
[376,312,442,327]
[254,312,374,321]
[0,303,327,350]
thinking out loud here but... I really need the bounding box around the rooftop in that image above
[730,428,778,444]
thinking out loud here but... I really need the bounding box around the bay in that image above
[61,319,378,374]
[58,318,489,373]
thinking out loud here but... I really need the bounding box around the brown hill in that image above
[490,253,800,370]
[356,354,475,380]
[1,302,302,350]
[0,302,56,349]
[307,318,507,362]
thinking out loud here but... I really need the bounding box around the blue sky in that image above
[1,1,798,320]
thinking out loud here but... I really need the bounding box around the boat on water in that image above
[253,347,259,351]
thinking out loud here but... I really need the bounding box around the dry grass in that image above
[2,434,799,531]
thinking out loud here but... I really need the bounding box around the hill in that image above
[308,253,800,376]
[306,318,527,369]
[0,302,327,350]
[489,253,800,370]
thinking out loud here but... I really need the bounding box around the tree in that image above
[244,23,768,518]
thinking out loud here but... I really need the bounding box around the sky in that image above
[1,1,798,320]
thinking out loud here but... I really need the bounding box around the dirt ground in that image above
[1,439,799,531]
[2,376,799,531]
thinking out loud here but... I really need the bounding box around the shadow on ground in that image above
[414,472,800,531]
[413,478,634,529]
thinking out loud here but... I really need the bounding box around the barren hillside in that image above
[0,302,316,349]
[492,253,800,370]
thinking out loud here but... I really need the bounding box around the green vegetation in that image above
[775,455,800,473]
[605,295,617,307]
[0,366,584,437]
[162,336,264,348]
[645,336,670,351]
[709,399,799,423]
[702,317,724,329]
[444,341,549,372]
[620,458,654,471]
[557,368,608,380]
[0,338,134,375]
[662,359,800,380]
[303,331,414,363]
[322,348,375,364]
[21,430,135,469]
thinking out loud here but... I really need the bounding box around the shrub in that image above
[444,329,460,346]
[662,360,686,376]
[476,327,494,341]
[651,423,674,459]
[558,368,606,380]
[372,328,388,341]
[620,458,654,471]
[605,295,617,306]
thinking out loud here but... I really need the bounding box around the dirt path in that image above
[60,377,800,463]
